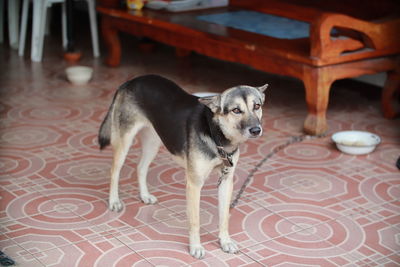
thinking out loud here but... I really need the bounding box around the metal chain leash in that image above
[229,133,326,209]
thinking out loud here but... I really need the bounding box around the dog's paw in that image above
[220,239,239,254]
[140,194,158,204]
[108,199,123,212]
[190,244,205,259]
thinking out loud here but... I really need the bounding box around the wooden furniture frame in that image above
[97,0,400,135]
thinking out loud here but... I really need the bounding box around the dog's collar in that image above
[216,145,237,167]
[205,108,237,167]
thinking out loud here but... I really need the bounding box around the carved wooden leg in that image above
[302,67,333,135]
[101,16,121,67]
[382,70,400,118]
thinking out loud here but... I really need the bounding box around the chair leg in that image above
[382,69,400,118]
[19,0,30,56]
[37,1,49,61]
[7,0,20,49]
[31,0,47,62]
[87,0,100,57]
[31,0,41,61]
[302,67,333,135]
[45,3,52,35]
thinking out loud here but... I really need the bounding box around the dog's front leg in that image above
[186,173,205,259]
[218,157,239,254]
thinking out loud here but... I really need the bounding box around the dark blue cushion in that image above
[198,11,310,39]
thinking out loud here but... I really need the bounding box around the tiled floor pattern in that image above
[1,30,400,266]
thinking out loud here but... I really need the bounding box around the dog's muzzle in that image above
[249,126,262,137]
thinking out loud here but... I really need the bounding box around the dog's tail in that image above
[98,93,118,150]
[98,107,112,150]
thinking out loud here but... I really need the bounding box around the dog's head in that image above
[199,84,268,143]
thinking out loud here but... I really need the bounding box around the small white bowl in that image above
[332,130,381,155]
[192,92,219,97]
[65,66,93,85]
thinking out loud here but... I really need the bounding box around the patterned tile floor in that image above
[0,30,399,266]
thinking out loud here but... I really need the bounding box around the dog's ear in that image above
[198,95,221,113]
[257,83,269,93]
[257,84,268,104]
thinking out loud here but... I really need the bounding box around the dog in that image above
[98,74,267,259]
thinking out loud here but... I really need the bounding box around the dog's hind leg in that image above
[109,123,142,212]
[138,126,161,204]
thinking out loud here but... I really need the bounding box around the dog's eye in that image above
[254,104,261,110]
[231,108,242,114]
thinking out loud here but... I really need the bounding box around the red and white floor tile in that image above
[1,33,399,266]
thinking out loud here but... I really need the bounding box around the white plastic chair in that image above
[0,0,20,49]
[19,0,100,62]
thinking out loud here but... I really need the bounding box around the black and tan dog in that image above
[99,74,267,258]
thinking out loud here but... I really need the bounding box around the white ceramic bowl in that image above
[65,66,93,85]
[192,92,219,97]
[332,131,381,155]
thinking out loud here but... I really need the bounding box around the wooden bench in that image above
[97,0,400,135]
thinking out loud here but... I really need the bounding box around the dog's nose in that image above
[249,126,261,136]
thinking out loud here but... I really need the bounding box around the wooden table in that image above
[97,0,400,135]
